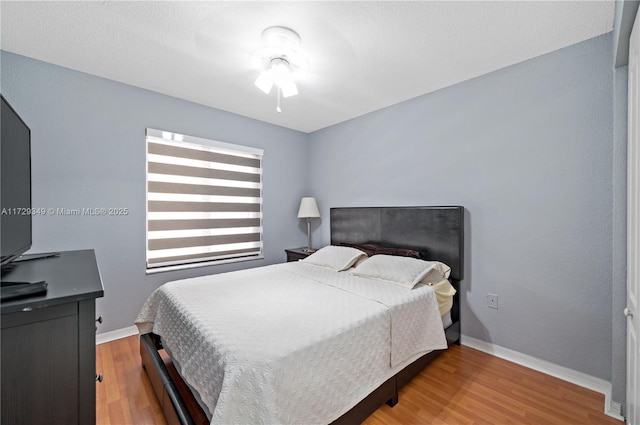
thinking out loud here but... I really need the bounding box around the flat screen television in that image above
[1,94,32,268]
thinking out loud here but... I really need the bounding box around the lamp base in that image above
[302,248,316,253]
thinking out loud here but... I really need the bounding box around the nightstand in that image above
[285,248,314,262]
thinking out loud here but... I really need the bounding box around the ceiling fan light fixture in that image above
[251,26,307,110]
[254,58,298,97]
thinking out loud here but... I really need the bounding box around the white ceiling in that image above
[1,1,614,133]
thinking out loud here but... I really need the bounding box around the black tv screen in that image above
[1,95,32,267]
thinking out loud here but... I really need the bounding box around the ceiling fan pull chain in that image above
[276,87,282,113]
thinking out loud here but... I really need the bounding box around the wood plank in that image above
[96,336,621,425]
[97,335,167,425]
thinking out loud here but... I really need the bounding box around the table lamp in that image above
[297,197,320,252]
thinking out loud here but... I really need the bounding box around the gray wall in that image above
[1,51,310,333]
[309,34,615,382]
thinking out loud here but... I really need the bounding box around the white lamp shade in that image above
[255,70,274,94]
[297,197,320,218]
[279,78,298,98]
[272,61,298,97]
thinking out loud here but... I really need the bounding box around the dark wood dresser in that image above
[1,249,104,425]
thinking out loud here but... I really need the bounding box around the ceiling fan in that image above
[251,26,308,112]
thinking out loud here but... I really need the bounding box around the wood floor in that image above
[96,335,622,425]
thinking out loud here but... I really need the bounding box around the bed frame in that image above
[139,205,464,425]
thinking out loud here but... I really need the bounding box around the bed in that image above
[136,206,464,425]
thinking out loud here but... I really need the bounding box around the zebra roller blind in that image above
[146,129,263,271]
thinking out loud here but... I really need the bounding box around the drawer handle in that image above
[95,373,103,383]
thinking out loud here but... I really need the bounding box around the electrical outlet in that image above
[487,293,498,309]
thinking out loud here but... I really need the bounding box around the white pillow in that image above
[301,245,367,271]
[350,254,451,289]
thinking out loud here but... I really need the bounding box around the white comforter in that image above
[135,262,446,425]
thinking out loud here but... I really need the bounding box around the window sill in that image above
[145,255,264,274]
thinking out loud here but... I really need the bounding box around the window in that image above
[146,128,263,272]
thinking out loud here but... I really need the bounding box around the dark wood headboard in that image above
[330,206,464,282]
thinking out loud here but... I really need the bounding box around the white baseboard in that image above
[462,336,624,421]
[96,325,138,345]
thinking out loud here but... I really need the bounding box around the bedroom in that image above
[0,1,636,424]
